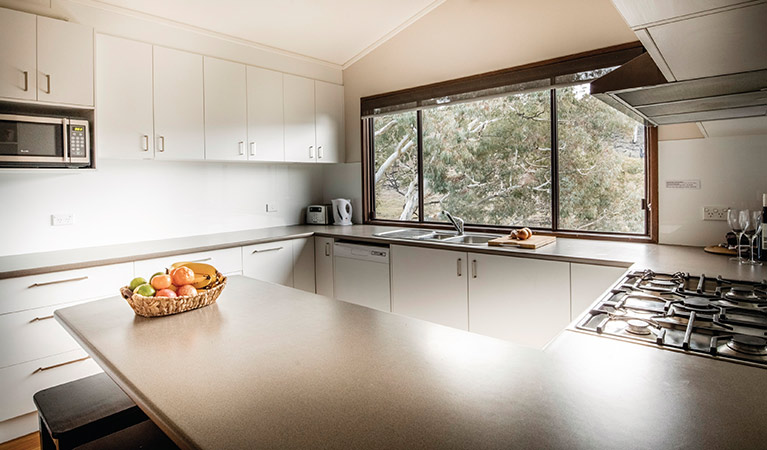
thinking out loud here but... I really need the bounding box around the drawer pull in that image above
[472,260,477,279]
[457,258,462,277]
[33,356,90,374]
[23,70,29,91]
[252,247,283,254]
[325,242,331,257]
[29,275,88,288]
[30,315,55,323]
[190,257,212,263]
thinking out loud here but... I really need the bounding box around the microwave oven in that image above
[0,113,91,168]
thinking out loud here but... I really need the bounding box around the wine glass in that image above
[727,209,747,262]
[744,210,763,266]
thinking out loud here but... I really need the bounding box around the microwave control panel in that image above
[69,125,87,158]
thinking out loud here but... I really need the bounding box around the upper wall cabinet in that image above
[204,57,247,161]
[315,80,344,163]
[0,8,93,106]
[247,66,284,162]
[284,75,345,163]
[96,34,154,159]
[153,46,205,161]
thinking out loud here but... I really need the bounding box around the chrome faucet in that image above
[442,210,465,235]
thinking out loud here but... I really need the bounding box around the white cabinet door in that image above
[247,66,284,161]
[242,241,294,287]
[0,8,36,101]
[204,57,247,161]
[153,46,205,161]
[468,253,570,349]
[283,74,316,162]
[390,245,468,330]
[96,35,154,159]
[314,237,334,297]
[133,247,242,279]
[292,238,315,293]
[36,16,93,106]
[314,80,344,163]
[570,263,626,321]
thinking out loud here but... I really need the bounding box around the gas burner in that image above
[625,319,652,335]
[648,280,678,287]
[682,297,713,310]
[725,286,766,303]
[726,335,767,356]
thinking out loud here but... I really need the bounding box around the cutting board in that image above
[703,245,737,256]
[488,235,556,249]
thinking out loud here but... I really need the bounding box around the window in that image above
[362,43,656,240]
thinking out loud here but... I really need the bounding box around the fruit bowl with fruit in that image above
[120,262,226,317]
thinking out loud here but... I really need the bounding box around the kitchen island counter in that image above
[56,275,767,450]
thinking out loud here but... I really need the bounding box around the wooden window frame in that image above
[361,42,659,243]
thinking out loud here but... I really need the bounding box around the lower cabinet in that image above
[570,263,626,320]
[390,245,469,330]
[468,253,570,349]
[133,247,242,278]
[314,237,334,297]
[292,238,315,293]
[242,240,295,287]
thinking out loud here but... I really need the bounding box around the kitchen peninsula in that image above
[56,275,767,449]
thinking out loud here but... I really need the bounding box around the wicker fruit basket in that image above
[120,273,226,317]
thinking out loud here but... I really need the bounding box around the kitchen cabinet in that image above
[242,240,294,287]
[0,8,36,101]
[570,263,626,321]
[153,46,205,161]
[36,15,93,106]
[390,245,468,330]
[283,74,316,162]
[314,80,344,163]
[314,237,334,297]
[292,238,315,293]
[246,66,284,161]
[468,253,570,349]
[133,247,242,278]
[204,57,247,161]
[96,34,154,159]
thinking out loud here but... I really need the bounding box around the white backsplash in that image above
[323,162,363,224]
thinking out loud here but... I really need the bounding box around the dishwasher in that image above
[333,241,391,312]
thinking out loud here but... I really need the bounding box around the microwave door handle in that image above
[62,119,70,163]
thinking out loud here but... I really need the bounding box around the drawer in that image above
[133,247,241,279]
[242,240,293,287]
[0,263,134,315]
[0,349,102,422]
[0,301,87,369]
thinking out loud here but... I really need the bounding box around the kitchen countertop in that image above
[56,275,767,449]
[3,224,766,281]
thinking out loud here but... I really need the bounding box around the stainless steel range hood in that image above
[590,52,767,126]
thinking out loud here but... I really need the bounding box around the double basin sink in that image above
[373,229,502,245]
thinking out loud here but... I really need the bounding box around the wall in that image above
[323,163,363,224]
[342,0,637,162]
[658,134,767,247]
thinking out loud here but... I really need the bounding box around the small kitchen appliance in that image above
[306,205,331,225]
[331,199,353,226]
[0,113,91,168]
[574,270,767,368]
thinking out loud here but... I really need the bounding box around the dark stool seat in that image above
[74,420,179,450]
[33,373,148,450]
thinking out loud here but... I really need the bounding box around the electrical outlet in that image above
[51,213,75,226]
[702,206,728,221]
[266,203,278,213]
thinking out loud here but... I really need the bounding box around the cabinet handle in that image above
[249,142,256,157]
[309,145,315,159]
[325,242,331,257]
[44,74,51,94]
[189,257,212,263]
[158,136,165,152]
[457,258,462,277]
[252,246,283,254]
[33,356,90,374]
[239,141,245,156]
[142,135,149,151]
[318,145,324,159]
[23,71,29,91]
[472,260,477,279]
[30,315,55,323]
[29,275,88,288]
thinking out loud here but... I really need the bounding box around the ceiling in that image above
[91,0,444,66]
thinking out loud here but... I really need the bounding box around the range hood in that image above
[590,52,767,126]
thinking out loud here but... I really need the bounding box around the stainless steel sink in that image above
[373,229,500,245]
[442,234,501,245]
[373,229,435,240]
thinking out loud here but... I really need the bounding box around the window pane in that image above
[557,84,646,233]
[372,111,419,220]
[422,91,552,227]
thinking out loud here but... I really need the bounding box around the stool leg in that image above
[39,414,56,450]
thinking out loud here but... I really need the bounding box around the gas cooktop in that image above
[575,270,767,368]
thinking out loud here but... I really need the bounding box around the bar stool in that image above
[74,420,179,449]
[33,373,148,450]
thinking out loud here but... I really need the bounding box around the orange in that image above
[170,267,195,286]
[150,274,172,290]
[177,285,197,297]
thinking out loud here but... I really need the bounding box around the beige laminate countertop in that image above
[2,224,766,282]
[56,276,767,449]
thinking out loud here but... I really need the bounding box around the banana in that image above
[170,262,219,289]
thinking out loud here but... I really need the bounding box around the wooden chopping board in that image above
[488,235,556,249]
[704,245,737,256]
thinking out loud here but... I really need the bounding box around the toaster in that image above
[306,204,331,224]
